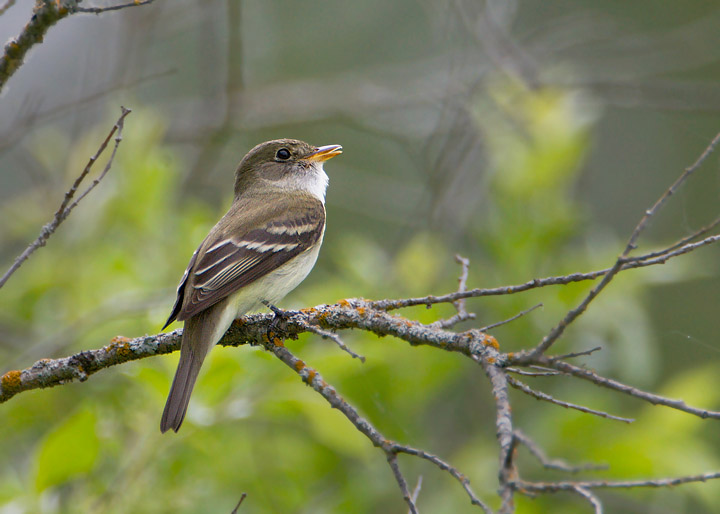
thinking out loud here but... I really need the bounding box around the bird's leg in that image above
[262,300,289,342]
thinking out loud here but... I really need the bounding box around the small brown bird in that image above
[160,139,342,433]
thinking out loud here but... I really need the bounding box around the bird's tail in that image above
[160,313,217,433]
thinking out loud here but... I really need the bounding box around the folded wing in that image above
[163,194,325,327]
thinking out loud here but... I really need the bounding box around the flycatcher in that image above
[160,139,342,433]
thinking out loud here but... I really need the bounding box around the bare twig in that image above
[625,134,720,253]
[430,254,477,329]
[506,367,561,377]
[304,324,365,362]
[518,471,720,491]
[628,215,720,262]
[540,359,720,420]
[392,444,491,512]
[74,0,156,14]
[0,0,16,16]
[513,430,606,473]
[409,476,423,511]
[550,346,602,361]
[508,376,633,423]
[573,486,603,514]
[371,220,720,315]
[0,1,71,94]
[387,454,418,514]
[261,339,490,513]
[480,303,543,332]
[0,107,131,290]
[0,0,155,94]
[524,131,720,357]
[230,493,247,514]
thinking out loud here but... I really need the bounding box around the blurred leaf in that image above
[34,407,99,492]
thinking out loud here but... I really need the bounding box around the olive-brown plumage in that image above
[161,139,341,433]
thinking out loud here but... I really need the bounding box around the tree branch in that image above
[2,116,720,511]
[0,107,131,290]
[0,1,155,95]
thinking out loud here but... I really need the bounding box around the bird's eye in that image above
[276,148,291,160]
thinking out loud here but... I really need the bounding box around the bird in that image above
[160,139,342,433]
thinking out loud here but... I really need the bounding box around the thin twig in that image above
[550,346,602,361]
[480,303,543,332]
[628,215,720,262]
[513,430,607,473]
[627,233,720,267]
[304,324,365,362]
[523,131,720,358]
[392,445,492,513]
[0,107,131,290]
[507,376,634,423]
[230,493,247,514]
[573,486,603,514]
[518,471,720,491]
[506,367,561,377]
[625,133,720,254]
[0,0,16,16]
[540,359,720,420]
[74,0,156,14]
[453,254,470,314]
[387,454,418,514]
[261,340,489,512]
[0,0,71,94]
[371,210,720,316]
[409,476,423,511]
[430,254,476,329]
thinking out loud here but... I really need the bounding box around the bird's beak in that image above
[305,144,343,162]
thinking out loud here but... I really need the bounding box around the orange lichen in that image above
[306,369,317,382]
[317,311,330,323]
[115,343,133,358]
[486,357,496,364]
[300,307,317,314]
[272,337,284,347]
[294,360,306,371]
[6,42,20,58]
[1,370,22,391]
[356,306,366,315]
[338,299,350,308]
[111,336,131,344]
[483,335,499,349]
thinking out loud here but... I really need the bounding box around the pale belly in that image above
[230,240,323,317]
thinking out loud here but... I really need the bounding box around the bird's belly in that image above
[228,241,323,317]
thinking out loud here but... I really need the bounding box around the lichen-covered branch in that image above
[4,127,720,511]
[0,1,71,94]
[0,1,155,95]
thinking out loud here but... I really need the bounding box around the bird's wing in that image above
[163,193,325,326]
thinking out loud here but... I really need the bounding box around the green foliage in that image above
[1,96,718,514]
[34,408,99,492]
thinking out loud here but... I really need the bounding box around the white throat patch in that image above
[284,163,329,203]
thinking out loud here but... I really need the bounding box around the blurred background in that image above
[1,0,720,512]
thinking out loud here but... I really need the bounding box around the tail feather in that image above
[160,302,232,433]
[160,341,206,433]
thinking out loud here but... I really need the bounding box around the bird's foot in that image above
[262,300,289,343]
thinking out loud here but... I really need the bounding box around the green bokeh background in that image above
[1,1,720,512]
